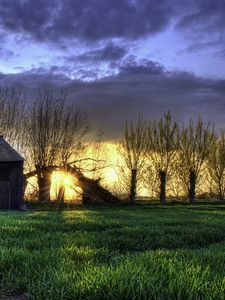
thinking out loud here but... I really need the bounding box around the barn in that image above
[0,135,24,209]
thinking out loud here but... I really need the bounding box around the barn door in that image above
[0,181,10,209]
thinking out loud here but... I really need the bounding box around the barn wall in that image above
[0,161,24,209]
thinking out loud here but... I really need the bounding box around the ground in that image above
[0,202,225,299]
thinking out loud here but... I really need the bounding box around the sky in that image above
[0,0,225,139]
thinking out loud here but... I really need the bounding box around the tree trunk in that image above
[57,184,65,203]
[37,170,52,201]
[189,169,196,203]
[218,182,224,200]
[130,169,137,204]
[159,170,166,204]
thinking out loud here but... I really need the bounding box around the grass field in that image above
[1,202,225,299]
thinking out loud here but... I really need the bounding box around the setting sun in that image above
[51,171,81,201]
[63,176,72,186]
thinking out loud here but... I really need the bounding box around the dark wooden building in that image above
[0,136,24,209]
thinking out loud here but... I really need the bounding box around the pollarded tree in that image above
[178,117,215,203]
[25,90,89,201]
[208,131,225,200]
[117,114,147,203]
[146,111,179,204]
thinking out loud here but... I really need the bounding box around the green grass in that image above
[1,203,225,299]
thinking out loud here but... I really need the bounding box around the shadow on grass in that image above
[1,202,225,298]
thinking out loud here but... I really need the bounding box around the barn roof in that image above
[0,135,24,162]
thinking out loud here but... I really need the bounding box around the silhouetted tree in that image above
[178,117,215,203]
[118,114,147,203]
[0,88,26,152]
[146,111,179,204]
[25,90,89,201]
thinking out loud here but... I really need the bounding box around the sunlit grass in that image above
[0,204,225,298]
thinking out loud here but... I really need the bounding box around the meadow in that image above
[1,202,225,299]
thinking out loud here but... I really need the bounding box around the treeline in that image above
[1,87,224,203]
[118,112,225,203]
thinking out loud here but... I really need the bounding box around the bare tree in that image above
[208,131,225,200]
[146,111,179,204]
[25,90,89,201]
[178,117,215,203]
[117,114,147,203]
[0,88,26,152]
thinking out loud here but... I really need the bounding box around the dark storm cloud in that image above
[1,58,225,139]
[0,0,173,43]
[0,0,54,40]
[119,56,165,75]
[1,0,224,44]
[0,0,224,65]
